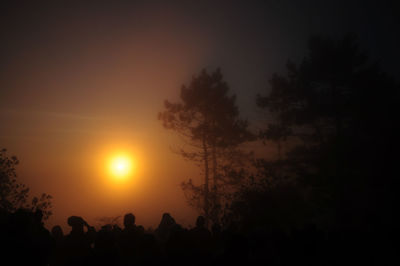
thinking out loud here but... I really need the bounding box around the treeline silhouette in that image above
[159,33,398,236]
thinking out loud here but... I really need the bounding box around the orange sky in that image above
[0,3,217,231]
[0,2,268,232]
[1,1,397,232]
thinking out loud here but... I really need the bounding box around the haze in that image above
[0,1,398,231]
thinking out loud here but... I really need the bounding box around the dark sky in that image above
[0,0,398,229]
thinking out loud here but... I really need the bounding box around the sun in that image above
[109,155,134,179]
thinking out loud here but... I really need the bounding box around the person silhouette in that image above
[123,213,136,231]
[155,212,176,244]
[191,216,210,234]
[118,213,141,265]
[51,225,64,241]
[50,225,65,266]
[211,222,224,258]
[188,216,212,265]
[94,224,118,266]
[34,210,54,266]
[63,216,95,266]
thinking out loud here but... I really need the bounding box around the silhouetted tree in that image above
[0,148,53,219]
[159,68,252,224]
[232,33,399,231]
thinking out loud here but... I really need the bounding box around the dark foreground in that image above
[0,209,395,266]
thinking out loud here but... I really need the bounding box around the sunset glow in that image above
[109,154,134,179]
[1,1,394,243]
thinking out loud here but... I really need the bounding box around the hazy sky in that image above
[0,0,398,230]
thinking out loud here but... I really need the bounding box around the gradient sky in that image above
[0,1,398,231]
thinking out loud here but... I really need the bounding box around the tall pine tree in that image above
[159,68,252,224]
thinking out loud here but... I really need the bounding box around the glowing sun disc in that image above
[109,155,133,178]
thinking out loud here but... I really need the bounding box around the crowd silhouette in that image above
[0,208,394,266]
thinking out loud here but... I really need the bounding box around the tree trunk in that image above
[202,133,210,226]
[211,139,219,224]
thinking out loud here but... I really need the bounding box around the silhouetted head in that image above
[67,216,86,233]
[159,212,175,227]
[51,225,64,239]
[196,216,206,228]
[113,224,122,233]
[171,223,184,235]
[101,224,113,232]
[137,225,145,234]
[124,213,136,228]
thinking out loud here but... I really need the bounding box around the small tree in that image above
[159,68,252,224]
[0,149,53,220]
